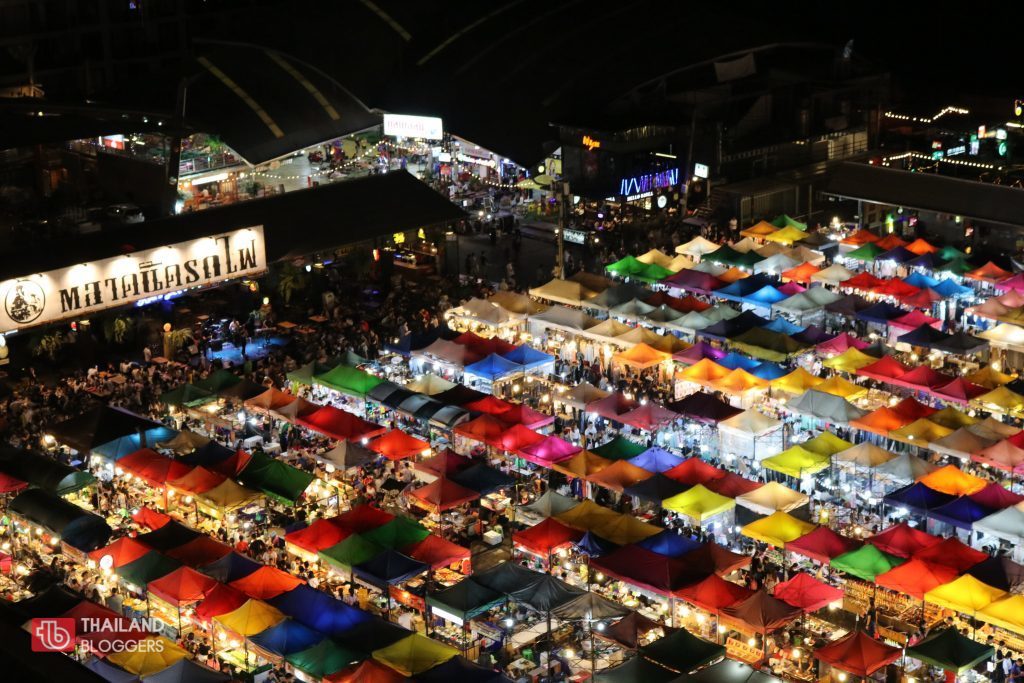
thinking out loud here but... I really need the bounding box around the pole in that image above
[557,181,570,278]
[680,112,698,211]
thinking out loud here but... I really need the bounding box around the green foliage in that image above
[32,332,64,360]
[277,262,308,304]
[165,328,193,354]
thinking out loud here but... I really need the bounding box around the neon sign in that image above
[618,168,679,196]
[582,135,601,151]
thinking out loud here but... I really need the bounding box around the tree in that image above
[277,263,308,305]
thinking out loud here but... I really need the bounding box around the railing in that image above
[179,152,241,177]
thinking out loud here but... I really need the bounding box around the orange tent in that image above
[712,368,768,394]
[967,261,1013,284]
[325,659,407,683]
[243,388,298,412]
[850,407,912,436]
[875,234,906,250]
[552,450,614,478]
[148,566,219,606]
[453,414,508,443]
[741,220,778,238]
[585,460,654,492]
[916,464,987,496]
[229,565,304,600]
[841,229,880,245]
[89,537,151,568]
[405,477,480,512]
[904,238,937,255]
[718,267,751,284]
[678,358,731,386]
[781,262,821,284]
[613,342,671,369]
[368,430,431,460]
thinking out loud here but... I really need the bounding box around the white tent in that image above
[736,481,809,515]
[730,237,760,254]
[449,298,512,326]
[788,389,867,424]
[692,260,728,276]
[975,506,1024,546]
[753,253,799,276]
[676,236,722,258]
[528,305,599,337]
[488,291,549,316]
[811,263,855,286]
[529,278,599,306]
[930,427,997,460]
[979,324,1024,351]
[718,409,784,461]
[785,246,827,266]
[636,249,675,268]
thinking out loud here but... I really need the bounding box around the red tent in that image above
[703,472,763,498]
[453,414,509,443]
[773,572,844,612]
[720,590,802,633]
[617,403,680,431]
[933,377,988,404]
[680,542,751,576]
[285,518,351,554]
[891,365,954,391]
[406,477,480,512]
[517,435,581,466]
[586,393,640,420]
[674,574,752,612]
[0,472,27,494]
[89,537,150,568]
[462,395,516,417]
[591,545,704,596]
[875,234,907,250]
[814,630,902,678]
[402,535,470,569]
[132,505,171,530]
[298,406,386,441]
[842,229,880,245]
[208,449,252,477]
[498,403,555,429]
[785,526,861,564]
[513,517,584,555]
[817,333,870,355]
[453,331,516,363]
[368,430,431,460]
[168,466,226,494]
[165,536,232,567]
[970,483,1024,510]
[857,356,910,382]
[148,566,219,606]
[868,523,941,558]
[119,448,191,486]
[900,288,944,309]
[874,559,957,599]
[967,261,1013,284]
[229,565,304,599]
[888,309,940,331]
[913,537,987,572]
[194,583,247,623]
[842,272,885,291]
[493,424,544,451]
[325,659,407,683]
[892,397,938,421]
[664,458,725,486]
[415,449,472,477]
[645,293,712,313]
[330,505,394,535]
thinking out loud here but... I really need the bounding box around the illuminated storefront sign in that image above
[693,162,709,179]
[618,168,679,197]
[383,114,444,139]
[456,153,497,168]
[563,229,588,244]
[0,227,267,333]
[582,135,602,151]
[946,145,966,157]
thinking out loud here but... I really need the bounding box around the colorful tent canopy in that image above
[590,545,702,596]
[834,442,897,468]
[229,565,304,600]
[640,627,726,673]
[298,406,386,442]
[661,484,734,522]
[720,590,802,633]
[735,481,808,515]
[762,445,830,478]
[368,430,430,461]
[924,575,1006,614]
[248,618,325,658]
[406,477,480,512]
[883,482,956,513]
[785,526,861,564]
[914,537,987,572]
[586,460,654,492]
[214,598,285,636]
[513,518,583,555]
[373,634,459,676]
[675,573,753,612]
[822,347,877,373]
[149,566,219,606]
[354,549,429,589]
[830,545,904,581]
[314,364,385,397]
[917,464,987,495]
[741,511,815,548]
[664,457,725,486]
[237,450,313,505]
[814,631,902,678]
[875,559,958,599]
[905,627,995,674]
[517,435,581,466]
[267,584,370,637]
[286,639,364,679]
[773,572,843,613]
[106,636,188,676]
[868,523,941,558]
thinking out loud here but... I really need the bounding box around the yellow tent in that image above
[980,595,1024,633]
[916,464,987,496]
[835,442,897,468]
[763,226,808,245]
[667,255,695,272]
[592,512,663,545]
[928,406,980,430]
[198,478,262,512]
[613,342,671,369]
[214,599,285,636]
[822,348,878,374]
[107,636,188,675]
[711,368,769,394]
[770,367,823,394]
[662,484,735,522]
[801,431,853,457]
[373,634,459,676]
[815,375,867,400]
[889,418,953,445]
[966,365,1016,389]
[679,358,731,386]
[556,499,621,531]
[528,278,599,306]
[636,249,676,268]
[762,445,830,478]
[741,511,816,548]
[552,450,613,479]
[740,220,779,238]
[718,267,751,284]
[735,481,808,515]
[924,575,1006,614]
[973,386,1024,414]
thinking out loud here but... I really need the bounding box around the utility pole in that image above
[680,110,698,211]
[557,181,570,278]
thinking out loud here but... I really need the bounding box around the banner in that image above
[0,226,267,333]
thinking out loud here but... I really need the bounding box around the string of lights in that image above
[879,151,997,170]
[883,106,970,123]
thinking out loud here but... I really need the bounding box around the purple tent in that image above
[882,483,956,514]
[664,269,724,295]
[629,447,685,473]
[672,342,727,365]
[928,497,997,530]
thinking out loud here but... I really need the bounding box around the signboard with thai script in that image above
[618,168,679,197]
[0,226,267,333]
[383,114,444,140]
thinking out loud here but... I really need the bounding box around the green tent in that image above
[594,657,677,683]
[703,245,743,265]
[590,436,648,461]
[830,545,904,582]
[730,250,766,268]
[319,535,385,570]
[846,243,886,261]
[771,214,807,231]
[115,551,182,589]
[160,384,215,408]
[639,628,726,673]
[936,245,968,261]
[194,369,241,393]
[286,359,339,386]
[313,365,385,397]
[237,451,314,505]
[605,255,650,278]
[905,627,993,674]
[361,517,430,549]
[939,257,975,275]
[636,262,676,283]
[426,579,505,621]
[731,327,810,361]
[285,640,364,678]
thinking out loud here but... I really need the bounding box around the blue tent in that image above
[906,253,943,271]
[928,497,996,530]
[699,311,768,341]
[502,345,555,370]
[83,656,140,683]
[417,656,513,683]
[200,551,260,583]
[248,618,325,657]
[762,317,804,336]
[715,274,779,302]
[717,352,762,372]
[896,324,952,349]
[749,362,789,380]
[353,549,429,589]
[574,531,619,557]
[933,278,973,298]
[637,530,702,558]
[92,426,178,460]
[857,301,905,325]
[180,441,235,467]
[793,325,833,346]
[743,285,788,307]
[464,353,524,381]
[904,272,940,290]
[451,463,515,494]
[269,584,370,636]
[883,483,956,514]
[141,660,229,683]
[386,328,443,356]
[629,447,685,473]
[879,246,917,263]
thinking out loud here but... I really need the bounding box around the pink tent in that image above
[517,435,581,467]
[817,333,870,355]
[889,310,942,332]
[617,403,679,431]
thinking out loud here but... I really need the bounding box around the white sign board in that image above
[563,229,587,244]
[0,226,267,333]
[693,162,709,179]
[383,114,444,140]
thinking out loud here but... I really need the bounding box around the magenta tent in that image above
[817,333,869,355]
[617,402,679,431]
[517,435,581,467]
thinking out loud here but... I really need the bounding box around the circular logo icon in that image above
[5,279,45,324]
